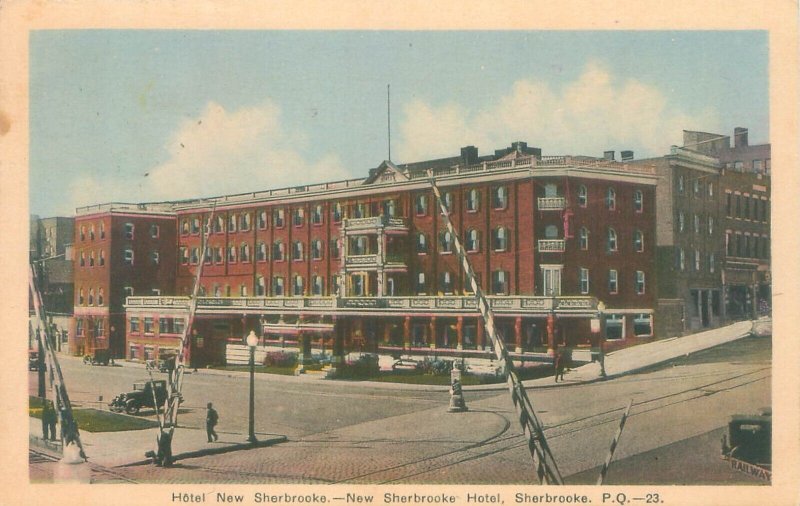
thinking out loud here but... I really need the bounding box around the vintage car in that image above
[108,379,182,415]
[83,348,112,366]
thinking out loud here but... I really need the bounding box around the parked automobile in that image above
[108,379,182,415]
[28,351,39,371]
[83,348,112,366]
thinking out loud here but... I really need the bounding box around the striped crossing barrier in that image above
[428,172,563,485]
[597,399,634,485]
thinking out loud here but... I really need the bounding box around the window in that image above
[213,284,222,297]
[239,212,251,231]
[240,285,248,297]
[352,274,365,296]
[678,211,685,232]
[441,192,452,214]
[415,194,428,216]
[151,250,160,265]
[417,233,428,254]
[99,250,105,266]
[606,188,616,210]
[726,193,732,217]
[707,182,714,197]
[633,190,643,212]
[151,288,161,296]
[190,247,199,264]
[579,268,589,294]
[678,248,685,271]
[607,228,618,252]
[76,319,84,336]
[352,236,368,255]
[204,247,212,265]
[330,239,340,259]
[144,317,154,334]
[124,249,134,265]
[225,213,236,233]
[150,224,160,238]
[693,214,700,234]
[240,243,251,262]
[693,178,700,196]
[293,276,304,296]
[273,242,285,261]
[416,272,426,294]
[78,288,84,305]
[257,210,268,230]
[124,222,135,239]
[312,276,324,296]
[311,240,323,260]
[383,200,396,217]
[708,216,714,235]
[577,185,588,207]
[635,271,645,294]
[608,269,618,294]
[331,275,341,295]
[440,271,454,294]
[492,186,508,209]
[214,246,224,264]
[633,313,652,336]
[491,270,508,295]
[466,189,480,212]
[181,219,190,235]
[466,229,480,252]
[579,227,589,250]
[709,253,715,273]
[99,222,105,239]
[678,175,685,194]
[292,241,304,261]
[633,230,644,252]
[353,203,366,219]
[79,252,85,267]
[80,226,86,241]
[273,276,285,296]
[273,209,285,228]
[694,250,701,271]
[312,205,323,224]
[130,317,140,333]
[440,231,453,253]
[735,194,742,217]
[191,217,201,234]
[332,202,342,223]
[492,227,508,252]
[213,215,225,234]
[544,225,558,239]
[89,225,95,241]
[254,276,266,296]
[293,208,305,227]
[89,252,95,267]
[734,161,744,171]
[94,319,104,337]
[228,245,237,263]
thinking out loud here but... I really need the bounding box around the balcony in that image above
[537,197,566,210]
[345,254,381,269]
[343,216,408,234]
[538,239,566,252]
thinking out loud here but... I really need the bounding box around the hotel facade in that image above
[72,143,661,366]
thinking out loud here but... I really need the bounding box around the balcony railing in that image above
[538,239,566,252]
[345,254,380,267]
[537,197,566,210]
[343,216,408,232]
[126,295,597,313]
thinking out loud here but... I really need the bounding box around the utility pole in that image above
[428,170,563,484]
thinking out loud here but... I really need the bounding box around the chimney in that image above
[734,127,748,148]
[511,141,528,153]
[460,145,479,165]
[603,150,615,161]
[620,150,634,162]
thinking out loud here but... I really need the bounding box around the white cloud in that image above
[142,101,349,201]
[396,61,721,162]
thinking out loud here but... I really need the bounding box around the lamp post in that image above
[246,330,258,443]
[597,301,607,378]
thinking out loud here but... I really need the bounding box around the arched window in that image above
[79,288,85,305]
[415,194,428,216]
[332,202,342,222]
[99,222,105,239]
[441,271,453,294]
[492,227,508,251]
[607,228,618,252]
[256,276,266,296]
[89,251,95,267]
[240,243,250,262]
[311,240,323,260]
[577,185,588,207]
[579,227,589,250]
[228,213,237,232]
[293,208,304,227]
[440,231,453,253]
[417,233,428,254]
[258,210,268,229]
[544,225,558,239]
[312,204,324,224]
[257,242,268,262]
[633,190,643,212]
[88,288,95,306]
[89,225,95,240]
[292,241,304,261]
[416,272,426,294]
[273,241,284,261]
[466,229,480,252]
[293,276,304,296]
[228,245,237,263]
[312,275,324,296]
[99,250,105,266]
[633,230,644,252]
[273,276,285,296]
[606,188,616,210]
[466,189,480,212]
[492,186,508,209]
[240,212,252,231]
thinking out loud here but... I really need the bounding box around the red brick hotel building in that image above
[71,143,658,366]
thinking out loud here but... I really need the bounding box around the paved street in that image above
[31,334,770,485]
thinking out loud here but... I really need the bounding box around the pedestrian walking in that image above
[553,351,565,382]
[41,400,57,441]
[206,402,219,442]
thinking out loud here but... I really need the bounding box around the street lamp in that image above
[597,301,607,378]
[246,330,259,443]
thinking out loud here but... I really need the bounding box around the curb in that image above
[116,434,289,468]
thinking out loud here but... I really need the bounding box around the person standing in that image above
[554,351,566,383]
[206,402,219,442]
[41,400,57,441]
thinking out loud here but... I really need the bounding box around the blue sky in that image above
[30,30,768,217]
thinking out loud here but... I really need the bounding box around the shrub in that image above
[264,351,297,367]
